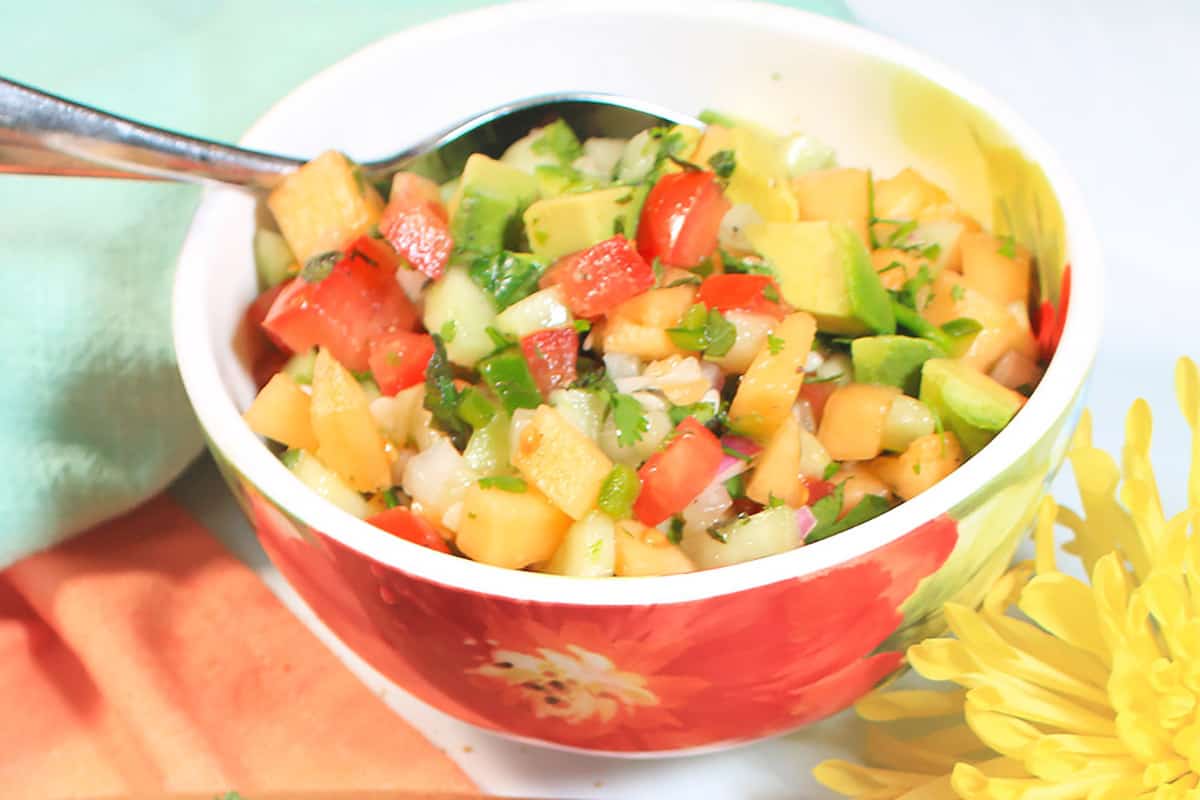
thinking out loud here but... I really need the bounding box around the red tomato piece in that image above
[521,327,579,396]
[366,507,450,553]
[262,235,418,372]
[236,282,289,389]
[803,476,836,505]
[633,417,724,526]
[800,381,838,427]
[1036,264,1072,363]
[698,273,787,318]
[540,235,655,318]
[637,171,731,268]
[368,331,435,395]
[380,174,453,279]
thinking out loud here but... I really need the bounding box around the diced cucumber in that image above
[494,286,573,339]
[782,132,836,177]
[543,511,616,577]
[616,129,658,183]
[549,388,608,440]
[680,506,797,569]
[254,228,295,289]
[464,413,512,476]
[422,265,498,367]
[282,349,316,385]
[285,449,370,518]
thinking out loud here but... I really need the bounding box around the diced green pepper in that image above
[479,351,542,413]
[597,463,640,520]
[457,386,497,430]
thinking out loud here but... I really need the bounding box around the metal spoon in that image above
[0,76,698,191]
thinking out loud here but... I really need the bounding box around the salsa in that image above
[240,112,1050,577]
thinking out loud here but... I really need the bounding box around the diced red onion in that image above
[720,435,761,458]
[796,506,818,543]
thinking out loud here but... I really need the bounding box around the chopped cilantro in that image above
[885,219,919,248]
[529,119,583,165]
[822,462,840,481]
[706,524,730,544]
[807,491,890,543]
[588,537,605,559]
[941,317,984,339]
[611,392,649,447]
[667,304,736,359]
[301,250,340,282]
[573,319,592,334]
[667,516,685,544]
[761,282,781,303]
[651,257,665,283]
[440,320,458,343]
[722,444,753,462]
[666,275,703,288]
[805,372,843,385]
[669,402,716,427]
[381,488,401,509]
[997,234,1018,259]
[351,369,373,383]
[423,334,470,449]
[279,449,302,469]
[485,326,517,353]
[707,149,737,180]
[667,154,704,172]
[950,284,966,303]
[468,251,545,309]
[456,386,496,430]
[478,475,528,493]
[877,260,907,276]
[895,265,934,311]
[767,493,786,508]
[720,249,777,277]
[767,333,785,355]
[913,462,923,475]
[724,473,745,499]
[698,109,738,127]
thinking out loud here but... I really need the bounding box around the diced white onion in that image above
[401,436,475,514]
[718,203,764,253]
[603,351,641,380]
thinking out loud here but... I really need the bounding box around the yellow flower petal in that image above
[1035,497,1060,576]
[966,683,1116,736]
[1018,573,1111,666]
[867,725,965,773]
[1069,446,1149,578]
[813,760,944,797]
[983,561,1036,619]
[856,689,969,722]
[1175,357,1199,509]
[910,638,983,685]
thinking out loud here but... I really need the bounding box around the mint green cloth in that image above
[0,0,851,567]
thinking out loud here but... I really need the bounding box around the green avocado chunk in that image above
[449,154,539,256]
[744,220,894,336]
[919,358,1026,456]
[852,335,945,395]
[522,184,647,262]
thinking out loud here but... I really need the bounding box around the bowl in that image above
[172,0,1102,755]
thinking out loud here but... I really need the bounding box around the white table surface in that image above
[171,2,1200,796]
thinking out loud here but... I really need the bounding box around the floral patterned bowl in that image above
[172,0,1102,754]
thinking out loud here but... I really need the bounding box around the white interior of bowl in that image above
[173,0,1102,605]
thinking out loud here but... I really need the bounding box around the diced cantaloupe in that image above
[745,412,807,506]
[598,285,697,360]
[728,311,817,441]
[267,150,385,263]
[869,432,965,500]
[310,348,391,492]
[244,373,318,451]
[872,168,949,222]
[792,168,871,245]
[923,272,1038,371]
[614,521,696,576]
[959,231,1032,306]
[457,483,572,569]
[817,383,901,461]
[512,405,613,519]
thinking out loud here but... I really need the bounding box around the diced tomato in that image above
[368,331,435,395]
[366,507,450,553]
[637,171,730,268]
[539,235,655,318]
[633,417,724,526]
[521,327,579,396]
[262,235,418,372]
[800,380,837,427]
[236,282,289,389]
[1036,264,1071,363]
[697,273,787,318]
[379,174,452,279]
[803,476,836,504]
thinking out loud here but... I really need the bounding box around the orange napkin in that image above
[0,494,476,799]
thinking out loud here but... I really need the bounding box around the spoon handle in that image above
[0,77,302,190]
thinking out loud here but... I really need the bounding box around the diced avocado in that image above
[449,154,539,256]
[692,120,797,221]
[919,358,1026,456]
[533,165,599,199]
[745,220,895,335]
[852,335,945,395]
[523,185,647,262]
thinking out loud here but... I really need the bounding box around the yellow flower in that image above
[815,357,1200,800]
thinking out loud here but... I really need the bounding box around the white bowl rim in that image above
[173,0,1103,607]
